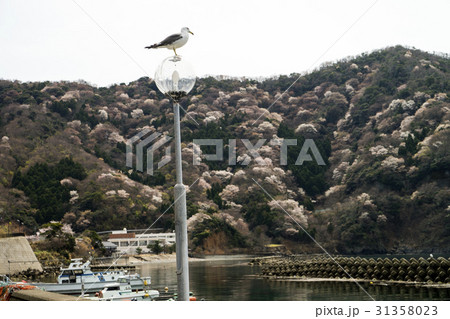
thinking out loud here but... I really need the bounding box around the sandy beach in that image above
[126,253,199,264]
[123,253,253,265]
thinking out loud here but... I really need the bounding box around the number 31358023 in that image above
[376,305,438,316]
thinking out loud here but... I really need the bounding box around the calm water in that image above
[137,256,450,301]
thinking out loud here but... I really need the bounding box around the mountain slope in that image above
[0,45,449,254]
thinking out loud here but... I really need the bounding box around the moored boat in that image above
[1,275,39,301]
[32,258,150,295]
[83,276,159,301]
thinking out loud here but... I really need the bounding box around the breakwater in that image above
[0,237,43,275]
[254,256,450,284]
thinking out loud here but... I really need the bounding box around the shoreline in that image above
[117,253,255,265]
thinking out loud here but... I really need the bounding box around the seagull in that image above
[145,27,193,56]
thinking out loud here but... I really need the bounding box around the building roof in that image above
[109,233,135,239]
[102,241,118,248]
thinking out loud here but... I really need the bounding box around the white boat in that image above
[33,258,150,295]
[0,275,12,285]
[83,276,159,301]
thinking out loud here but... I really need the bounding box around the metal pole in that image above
[173,102,190,301]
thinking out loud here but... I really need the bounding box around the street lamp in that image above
[154,55,195,301]
[155,56,196,100]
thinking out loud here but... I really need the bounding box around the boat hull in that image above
[33,278,146,295]
[85,289,160,301]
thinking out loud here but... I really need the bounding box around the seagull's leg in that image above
[173,48,178,56]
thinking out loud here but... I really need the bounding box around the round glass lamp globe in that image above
[154,56,196,100]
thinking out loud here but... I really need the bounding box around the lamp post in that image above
[154,55,195,301]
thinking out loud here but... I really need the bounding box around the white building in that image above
[105,228,175,254]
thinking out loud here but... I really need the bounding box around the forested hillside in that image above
[1,45,449,254]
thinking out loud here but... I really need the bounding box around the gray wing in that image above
[158,33,182,46]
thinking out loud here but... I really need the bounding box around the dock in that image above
[6,289,90,301]
[90,256,137,271]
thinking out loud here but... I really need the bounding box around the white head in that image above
[181,27,194,35]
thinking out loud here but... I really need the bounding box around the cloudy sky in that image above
[1,0,449,87]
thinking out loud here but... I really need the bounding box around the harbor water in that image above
[137,256,450,301]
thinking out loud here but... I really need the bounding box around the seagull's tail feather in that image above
[145,43,160,49]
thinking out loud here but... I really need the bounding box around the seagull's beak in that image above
[189,31,194,35]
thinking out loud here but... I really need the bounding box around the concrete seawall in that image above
[0,237,43,275]
[10,289,90,301]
